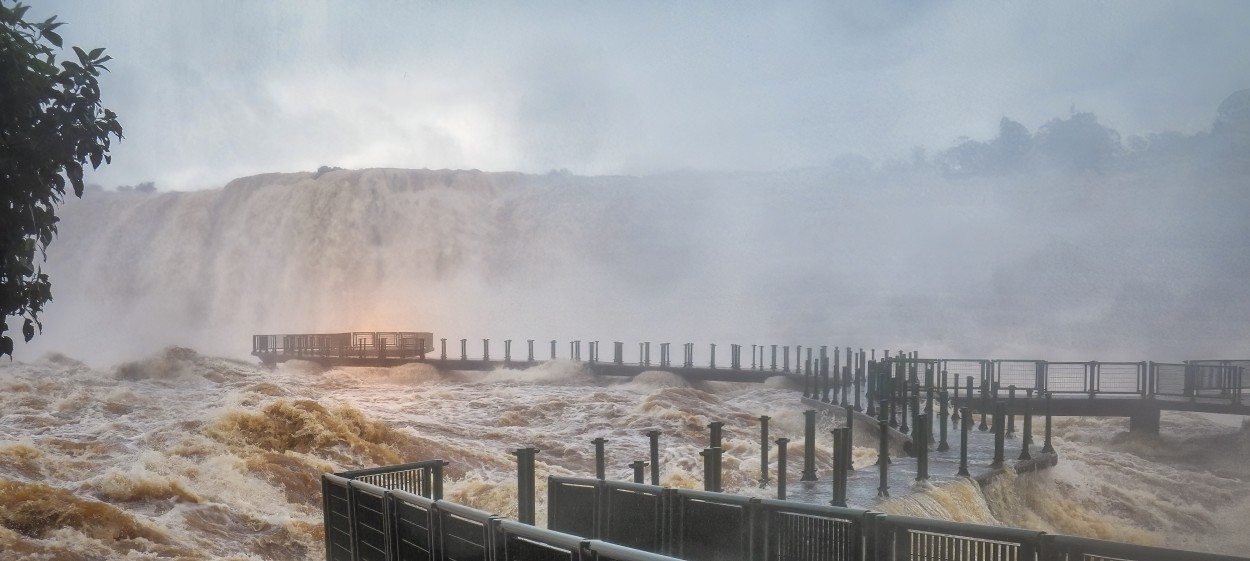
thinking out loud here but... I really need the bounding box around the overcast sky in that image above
[33,1,1250,190]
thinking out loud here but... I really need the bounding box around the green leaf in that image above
[22,319,34,343]
[73,46,87,64]
[44,29,61,47]
[88,47,105,60]
[1,336,12,359]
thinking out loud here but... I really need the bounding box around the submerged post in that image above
[593,437,607,480]
[513,447,539,525]
[1042,392,1055,454]
[630,461,647,484]
[938,390,950,452]
[958,407,971,477]
[759,415,771,485]
[701,448,722,492]
[801,409,818,481]
[991,403,1006,469]
[647,430,661,485]
[775,437,789,500]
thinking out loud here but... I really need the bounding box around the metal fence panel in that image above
[1042,534,1247,561]
[1044,363,1088,394]
[495,519,587,561]
[1095,362,1144,395]
[602,482,670,555]
[754,499,868,561]
[350,480,392,561]
[881,514,1043,561]
[437,501,496,561]
[995,360,1044,392]
[323,474,355,561]
[672,490,754,561]
[548,477,602,539]
[1153,363,1187,397]
[940,360,987,391]
[390,490,437,561]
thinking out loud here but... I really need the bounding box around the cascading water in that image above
[3,167,1249,559]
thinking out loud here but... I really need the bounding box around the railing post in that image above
[527,339,534,362]
[593,437,607,480]
[991,402,1006,468]
[783,345,790,373]
[751,345,757,370]
[771,344,777,371]
[432,461,446,499]
[630,461,647,484]
[801,409,818,481]
[550,340,556,360]
[958,407,971,477]
[513,447,539,525]
[833,347,841,404]
[877,400,890,497]
[759,416,771,486]
[483,339,489,361]
[900,378,911,434]
[822,353,832,403]
[938,390,950,452]
[1042,392,1055,454]
[504,340,511,364]
[775,437,789,500]
[460,339,467,361]
[647,430,661,485]
[645,342,651,366]
[440,338,447,360]
[1019,394,1033,461]
[710,343,716,368]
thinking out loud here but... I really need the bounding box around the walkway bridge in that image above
[254,332,1248,431]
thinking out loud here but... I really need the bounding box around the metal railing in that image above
[876,357,1245,407]
[253,332,435,361]
[325,464,1248,561]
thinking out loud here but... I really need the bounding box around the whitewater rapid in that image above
[2,349,1247,559]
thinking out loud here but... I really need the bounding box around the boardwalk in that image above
[252,332,1248,430]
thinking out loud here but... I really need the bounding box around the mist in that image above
[26,94,1250,365]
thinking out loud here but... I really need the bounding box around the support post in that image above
[593,437,607,480]
[440,338,447,360]
[630,461,647,484]
[775,438,789,500]
[1019,395,1032,461]
[938,390,950,452]
[831,427,848,507]
[701,448,722,492]
[708,421,724,449]
[877,400,890,497]
[647,430,661,485]
[866,361,878,418]
[916,417,929,482]
[527,339,534,363]
[551,340,556,360]
[483,339,489,361]
[855,350,864,412]
[843,405,855,471]
[801,410,818,481]
[460,339,467,361]
[991,403,1006,469]
[504,340,511,364]
[759,416,771,485]
[958,407,971,477]
[513,447,539,525]
[1042,392,1055,454]
[1007,385,1017,438]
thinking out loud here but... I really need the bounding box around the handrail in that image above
[325,470,1250,561]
